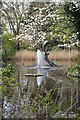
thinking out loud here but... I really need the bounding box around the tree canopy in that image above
[2,1,29,36]
[1,1,80,50]
[64,1,80,40]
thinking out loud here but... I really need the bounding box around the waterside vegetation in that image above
[14,50,79,61]
[0,1,80,119]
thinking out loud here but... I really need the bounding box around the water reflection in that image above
[7,59,77,67]
[37,67,48,87]
[2,60,80,119]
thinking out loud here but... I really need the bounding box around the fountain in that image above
[25,40,57,87]
[36,49,45,66]
[36,49,48,86]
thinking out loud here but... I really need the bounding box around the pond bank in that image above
[14,50,79,61]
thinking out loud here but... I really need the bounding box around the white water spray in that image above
[36,49,45,66]
[36,49,48,87]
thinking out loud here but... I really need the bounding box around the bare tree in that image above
[2,1,29,35]
[2,1,29,50]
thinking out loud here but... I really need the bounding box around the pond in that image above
[2,60,80,119]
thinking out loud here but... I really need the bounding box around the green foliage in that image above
[30,91,58,118]
[77,107,80,116]
[64,2,80,40]
[2,64,14,77]
[20,42,30,50]
[67,64,80,79]
[1,31,16,61]
[2,64,16,98]
[2,76,16,97]
[50,3,77,44]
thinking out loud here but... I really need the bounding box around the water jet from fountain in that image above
[36,49,45,66]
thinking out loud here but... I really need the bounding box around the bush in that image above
[1,64,16,98]
[1,31,16,61]
[67,64,80,79]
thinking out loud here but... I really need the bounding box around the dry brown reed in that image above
[49,50,78,61]
[14,50,36,60]
[14,50,79,61]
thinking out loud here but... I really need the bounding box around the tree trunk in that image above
[17,42,20,51]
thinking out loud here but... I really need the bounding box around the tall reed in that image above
[14,50,36,60]
[49,50,78,61]
[14,50,78,61]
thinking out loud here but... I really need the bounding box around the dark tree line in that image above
[64,1,80,41]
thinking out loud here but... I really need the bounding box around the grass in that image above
[14,50,79,61]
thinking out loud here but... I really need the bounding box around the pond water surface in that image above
[2,60,80,119]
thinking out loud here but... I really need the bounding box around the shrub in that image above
[1,31,16,61]
[1,64,16,98]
